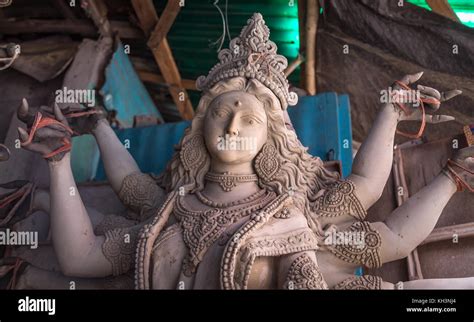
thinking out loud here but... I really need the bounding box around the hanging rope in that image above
[210,0,231,52]
[0,44,20,71]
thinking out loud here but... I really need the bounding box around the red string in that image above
[447,159,474,192]
[22,110,101,159]
[393,80,440,139]
[6,258,24,290]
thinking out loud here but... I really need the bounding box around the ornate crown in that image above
[196,13,298,109]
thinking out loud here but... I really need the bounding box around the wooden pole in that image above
[0,19,143,38]
[305,0,318,95]
[420,222,474,245]
[426,0,460,22]
[147,0,181,50]
[131,0,194,120]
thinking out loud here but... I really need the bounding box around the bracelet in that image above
[443,159,474,192]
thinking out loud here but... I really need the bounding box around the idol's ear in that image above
[180,135,207,172]
[255,143,282,182]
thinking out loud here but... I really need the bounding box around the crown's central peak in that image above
[196,13,298,109]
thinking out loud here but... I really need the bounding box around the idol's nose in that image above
[226,116,239,136]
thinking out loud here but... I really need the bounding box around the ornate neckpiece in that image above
[204,171,258,192]
[175,189,276,276]
[195,188,266,208]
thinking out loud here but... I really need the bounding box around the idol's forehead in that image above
[210,91,265,116]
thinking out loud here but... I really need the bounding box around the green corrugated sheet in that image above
[408,0,474,27]
[153,0,473,109]
[155,0,300,106]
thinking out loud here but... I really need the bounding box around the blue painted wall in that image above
[91,92,353,181]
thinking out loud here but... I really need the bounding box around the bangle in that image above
[443,159,474,192]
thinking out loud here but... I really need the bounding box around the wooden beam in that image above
[305,0,318,95]
[147,0,181,50]
[426,0,459,22]
[420,222,474,245]
[137,70,196,90]
[131,0,194,120]
[0,19,143,38]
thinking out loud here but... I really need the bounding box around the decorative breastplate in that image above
[174,189,276,276]
[312,180,367,221]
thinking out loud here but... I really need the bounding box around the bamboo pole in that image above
[305,0,318,95]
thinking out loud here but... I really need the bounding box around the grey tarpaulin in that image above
[317,0,474,143]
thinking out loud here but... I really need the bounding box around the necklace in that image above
[174,189,276,276]
[195,188,266,208]
[204,171,258,192]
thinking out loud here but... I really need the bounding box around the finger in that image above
[39,105,54,116]
[17,98,35,125]
[441,90,462,102]
[35,128,68,139]
[455,146,474,160]
[417,85,441,100]
[399,71,424,85]
[25,143,51,156]
[17,127,29,143]
[424,115,455,124]
[45,123,70,133]
[53,103,68,126]
[419,93,441,110]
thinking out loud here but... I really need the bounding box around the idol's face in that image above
[204,91,268,165]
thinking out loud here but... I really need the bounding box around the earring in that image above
[254,143,281,182]
[180,135,206,171]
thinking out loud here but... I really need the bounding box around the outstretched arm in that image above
[377,146,473,263]
[347,102,399,208]
[348,72,461,209]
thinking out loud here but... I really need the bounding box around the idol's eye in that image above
[242,115,261,125]
[213,108,229,118]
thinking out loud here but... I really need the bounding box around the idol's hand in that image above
[392,72,461,124]
[17,99,72,162]
[66,105,107,135]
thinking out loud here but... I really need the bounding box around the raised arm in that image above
[91,118,140,192]
[17,102,143,277]
[73,108,165,218]
[348,72,461,209]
